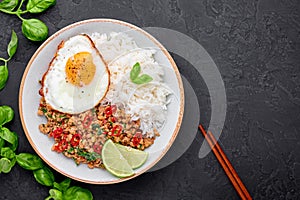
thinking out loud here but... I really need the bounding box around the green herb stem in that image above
[0,8,15,14]
[0,9,27,15]
[0,58,8,63]
[16,13,25,21]
[17,0,26,11]
[0,0,54,42]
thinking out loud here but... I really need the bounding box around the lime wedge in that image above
[102,139,134,178]
[115,143,148,169]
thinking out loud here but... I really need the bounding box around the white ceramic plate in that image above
[19,19,184,184]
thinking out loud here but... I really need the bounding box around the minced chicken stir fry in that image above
[38,97,159,169]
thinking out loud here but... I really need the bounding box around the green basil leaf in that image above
[0,65,9,91]
[46,189,63,200]
[0,112,4,126]
[10,156,16,168]
[0,0,18,11]
[7,30,18,58]
[130,62,141,81]
[60,178,71,191]
[0,128,18,151]
[0,157,12,173]
[53,182,61,190]
[22,18,48,42]
[26,0,56,13]
[33,166,55,186]
[54,178,71,192]
[0,107,6,125]
[0,105,14,125]
[16,153,43,170]
[0,137,5,149]
[0,147,15,159]
[63,186,93,200]
[132,74,153,85]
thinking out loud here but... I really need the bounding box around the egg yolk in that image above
[65,52,96,87]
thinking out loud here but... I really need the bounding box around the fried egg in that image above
[42,34,110,114]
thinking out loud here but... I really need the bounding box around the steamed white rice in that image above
[90,32,171,137]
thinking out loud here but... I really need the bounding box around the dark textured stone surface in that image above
[0,0,300,199]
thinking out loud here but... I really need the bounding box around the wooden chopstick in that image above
[198,125,252,200]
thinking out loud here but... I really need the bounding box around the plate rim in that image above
[19,18,184,184]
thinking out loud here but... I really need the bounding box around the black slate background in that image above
[1,0,300,199]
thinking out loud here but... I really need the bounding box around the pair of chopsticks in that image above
[198,125,252,200]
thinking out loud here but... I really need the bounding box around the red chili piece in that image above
[110,117,116,123]
[111,125,122,137]
[105,106,112,116]
[50,127,63,139]
[83,115,93,128]
[54,139,68,152]
[132,131,142,147]
[60,140,68,151]
[70,133,81,147]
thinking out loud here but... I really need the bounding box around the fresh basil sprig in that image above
[16,153,94,200]
[0,30,18,90]
[0,105,18,173]
[130,62,153,84]
[46,180,93,200]
[16,151,93,199]
[0,0,56,41]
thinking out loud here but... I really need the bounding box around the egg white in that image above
[42,34,109,114]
